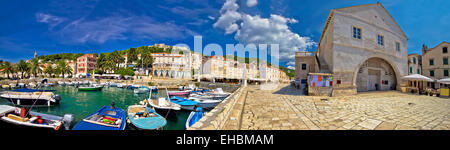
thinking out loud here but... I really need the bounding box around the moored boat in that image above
[187,97,222,109]
[73,105,126,130]
[0,105,73,130]
[185,107,205,129]
[167,91,191,97]
[168,96,198,111]
[134,86,150,94]
[0,88,61,106]
[78,85,103,91]
[127,105,166,130]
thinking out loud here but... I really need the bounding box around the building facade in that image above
[295,51,319,87]
[422,42,450,82]
[151,53,192,79]
[299,3,408,96]
[408,53,421,75]
[76,54,97,76]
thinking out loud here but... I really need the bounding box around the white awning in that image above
[437,78,450,84]
[401,74,434,82]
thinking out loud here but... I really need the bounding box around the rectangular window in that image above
[377,34,384,46]
[301,64,307,70]
[396,42,400,51]
[417,69,420,74]
[410,67,413,74]
[445,70,449,77]
[430,59,434,66]
[430,70,435,77]
[352,26,361,39]
[444,58,448,65]
[444,47,448,53]
[413,57,416,64]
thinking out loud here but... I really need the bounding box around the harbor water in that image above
[0,86,191,130]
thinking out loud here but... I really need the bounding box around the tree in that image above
[29,58,42,77]
[96,53,108,72]
[110,50,124,70]
[127,48,138,64]
[137,51,153,74]
[114,67,135,77]
[15,60,29,79]
[1,61,15,79]
[44,65,54,78]
[57,60,72,78]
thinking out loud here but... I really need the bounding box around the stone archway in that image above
[355,57,398,92]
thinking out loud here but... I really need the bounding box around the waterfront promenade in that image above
[221,84,450,130]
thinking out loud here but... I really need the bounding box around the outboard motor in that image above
[62,114,74,130]
[52,94,61,103]
[41,79,48,84]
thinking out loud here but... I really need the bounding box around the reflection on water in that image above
[0,86,190,130]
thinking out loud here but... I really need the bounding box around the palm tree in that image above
[110,50,124,70]
[15,60,30,79]
[96,53,108,73]
[44,65,54,78]
[1,61,15,79]
[57,61,72,78]
[29,58,42,77]
[137,51,153,74]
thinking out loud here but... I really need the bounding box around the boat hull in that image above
[128,106,166,130]
[78,87,103,91]
[73,106,126,130]
[1,98,59,106]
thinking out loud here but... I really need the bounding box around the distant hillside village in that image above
[0,43,290,83]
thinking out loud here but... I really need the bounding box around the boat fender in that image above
[62,114,74,130]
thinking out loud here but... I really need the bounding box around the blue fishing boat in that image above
[73,105,126,130]
[185,107,205,129]
[127,105,166,130]
[168,96,198,111]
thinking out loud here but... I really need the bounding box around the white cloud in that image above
[213,0,241,34]
[214,0,316,62]
[246,0,258,7]
[287,66,295,70]
[36,13,65,29]
[37,14,196,44]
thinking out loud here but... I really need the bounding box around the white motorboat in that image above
[109,82,117,87]
[148,98,181,111]
[27,82,37,88]
[0,105,73,130]
[0,89,61,106]
[57,81,65,85]
[9,83,17,88]
[117,83,125,88]
[187,97,222,109]
[134,87,150,94]
[18,83,25,88]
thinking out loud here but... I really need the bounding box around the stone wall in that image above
[187,86,244,130]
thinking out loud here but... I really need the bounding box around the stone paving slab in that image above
[224,84,450,130]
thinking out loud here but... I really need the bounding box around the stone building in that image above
[76,54,97,76]
[297,3,408,96]
[408,53,421,75]
[151,53,192,79]
[421,41,450,88]
[295,51,319,88]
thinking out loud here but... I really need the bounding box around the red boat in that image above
[167,91,191,97]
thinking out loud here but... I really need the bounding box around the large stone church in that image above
[295,2,408,96]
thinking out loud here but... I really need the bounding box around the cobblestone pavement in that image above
[236,84,450,130]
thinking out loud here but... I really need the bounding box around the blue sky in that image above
[0,0,448,68]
